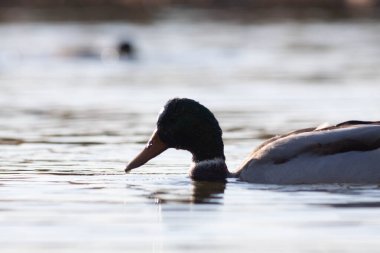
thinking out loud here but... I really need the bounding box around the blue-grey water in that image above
[1,16,380,252]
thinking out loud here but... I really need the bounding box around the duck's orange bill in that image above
[125,129,168,173]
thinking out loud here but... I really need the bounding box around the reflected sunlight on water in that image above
[1,15,380,252]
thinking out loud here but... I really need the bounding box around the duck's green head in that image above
[125,98,228,182]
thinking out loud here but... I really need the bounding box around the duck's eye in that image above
[146,141,153,149]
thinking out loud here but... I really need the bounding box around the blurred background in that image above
[1,0,380,21]
[1,0,380,129]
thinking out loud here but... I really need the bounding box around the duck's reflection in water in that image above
[148,181,226,205]
[190,181,226,204]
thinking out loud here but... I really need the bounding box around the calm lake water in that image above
[1,15,380,252]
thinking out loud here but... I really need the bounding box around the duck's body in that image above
[126,98,380,185]
[237,123,380,184]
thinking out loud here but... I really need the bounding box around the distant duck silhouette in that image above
[125,98,380,184]
[60,40,135,60]
[117,41,135,59]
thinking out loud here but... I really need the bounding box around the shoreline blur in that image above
[1,0,380,22]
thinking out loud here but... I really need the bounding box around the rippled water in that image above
[1,16,380,252]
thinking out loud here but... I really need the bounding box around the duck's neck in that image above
[190,157,230,182]
[186,134,232,182]
[189,140,231,181]
[191,137,225,163]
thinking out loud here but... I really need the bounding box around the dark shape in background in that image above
[0,0,379,21]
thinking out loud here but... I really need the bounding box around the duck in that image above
[60,40,135,60]
[125,98,380,184]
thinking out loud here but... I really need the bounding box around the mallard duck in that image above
[125,98,380,184]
